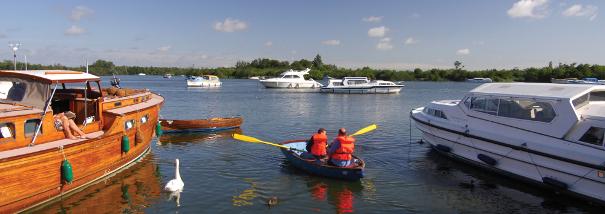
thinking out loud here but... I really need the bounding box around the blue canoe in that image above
[279,140,365,180]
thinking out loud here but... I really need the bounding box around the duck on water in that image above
[411,82,605,204]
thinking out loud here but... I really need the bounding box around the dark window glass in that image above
[579,127,605,146]
[25,119,41,137]
[590,91,605,101]
[573,93,589,108]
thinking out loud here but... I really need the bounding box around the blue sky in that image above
[0,0,603,70]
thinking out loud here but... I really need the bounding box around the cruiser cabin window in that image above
[466,96,556,122]
[24,119,42,137]
[579,127,605,146]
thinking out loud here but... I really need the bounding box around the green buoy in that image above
[122,135,130,153]
[155,122,163,137]
[61,160,74,184]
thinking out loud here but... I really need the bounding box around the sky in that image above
[0,0,603,70]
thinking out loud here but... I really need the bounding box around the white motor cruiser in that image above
[259,68,322,89]
[187,75,222,87]
[320,77,403,94]
[411,83,605,203]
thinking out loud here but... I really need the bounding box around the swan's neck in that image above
[175,160,181,180]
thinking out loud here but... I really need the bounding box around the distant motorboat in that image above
[259,68,322,89]
[164,74,173,79]
[320,77,403,94]
[466,77,492,83]
[249,76,260,80]
[138,73,147,76]
[187,75,222,87]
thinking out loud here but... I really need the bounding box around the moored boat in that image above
[0,70,164,212]
[466,77,493,83]
[320,77,403,94]
[279,140,364,180]
[259,68,322,89]
[159,116,242,133]
[411,82,605,204]
[163,73,173,78]
[186,75,222,87]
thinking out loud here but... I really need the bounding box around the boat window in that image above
[203,76,210,80]
[579,127,605,146]
[125,119,135,130]
[497,98,555,122]
[423,107,447,119]
[333,82,343,86]
[470,97,486,111]
[0,123,15,141]
[347,80,368,85]
[141,115,149,124]
[24,119,42,137]
[573,93,589,108]
[590,91,605,102]
[463,97,471,109]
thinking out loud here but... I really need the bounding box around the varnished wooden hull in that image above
[0,97,163,213]
[160,117,243,133]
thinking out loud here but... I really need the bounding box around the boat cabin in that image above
[458,83,605,147]
[277,68,311,80]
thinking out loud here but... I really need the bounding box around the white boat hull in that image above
[260,81,320,89]
[411,111,605,203]
[187,81,222,87]
[320,86,402,94]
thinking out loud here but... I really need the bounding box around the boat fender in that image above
[135,129,143,145]
[435,144,451,153]
[477,154,497,166]
[542,177,568,190]
[155,122,163,137]
[61,160,74,184]
[122,134,130,153]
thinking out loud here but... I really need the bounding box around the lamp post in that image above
[8,42,21,70]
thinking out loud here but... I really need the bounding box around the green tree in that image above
[312,54,323,69]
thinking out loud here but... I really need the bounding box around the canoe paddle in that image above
[232,133,304,151]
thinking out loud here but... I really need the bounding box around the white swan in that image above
[164,158,184,192]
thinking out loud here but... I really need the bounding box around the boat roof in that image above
[469,83,605,99]
[280,68,310,75]
[0,70,100,84]
[202,75,218,78]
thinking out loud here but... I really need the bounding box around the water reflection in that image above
[36,155,161,213]
[158,128,242,145]
[305,178,363,213]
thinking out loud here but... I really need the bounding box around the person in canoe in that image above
[327,128,356,167]
[305,128,328,160]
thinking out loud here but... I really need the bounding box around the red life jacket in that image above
[331,136,355,161]
[311,133,328,156]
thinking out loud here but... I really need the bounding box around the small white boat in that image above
[164,74,173,79]
[249,76,260,80]
[320,77,403,94]
[138,73,147,76]
[466,77,492,83]
[259,68,322,89]
[411,83,605,203]
[552,78,603,85]
[187,75,222,87]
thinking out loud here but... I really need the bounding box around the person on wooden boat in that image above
[54,111,88,140]
[305,128,328,160]
[327,128,356,167]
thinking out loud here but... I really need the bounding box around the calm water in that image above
[40,76,601,213]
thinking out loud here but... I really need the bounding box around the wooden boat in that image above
[159,128,241,144]
[159,116,242,133]
[279,140,365,180]
[0,70,164,212]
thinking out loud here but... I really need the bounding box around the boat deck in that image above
[0,131,104,159]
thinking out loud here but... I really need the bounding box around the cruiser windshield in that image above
[0,77,50,109]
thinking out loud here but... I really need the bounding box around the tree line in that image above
[2,55,604,82]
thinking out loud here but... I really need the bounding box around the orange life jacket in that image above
[311,133,328,156]
[331,136,355,161]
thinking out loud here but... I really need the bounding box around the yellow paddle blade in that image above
[351,124,378,136]
[232,133,291,149]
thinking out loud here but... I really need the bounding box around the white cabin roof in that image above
[0,70,100,84]
[470,83,605,99]
[280,68,310,76]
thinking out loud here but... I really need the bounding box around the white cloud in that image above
[264,41,273,47]
[362,16,383,22]
[562,4,598,21]
[214,18,248,32]
[64,25,86,36]
[70,6,94,21]
[157,46,172,52]
[376,37,393,50]
[404,37,417,45]
[456,48,470,55]
[368,26,389,38]
[321,40,341,46]
[507,0,549,19]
